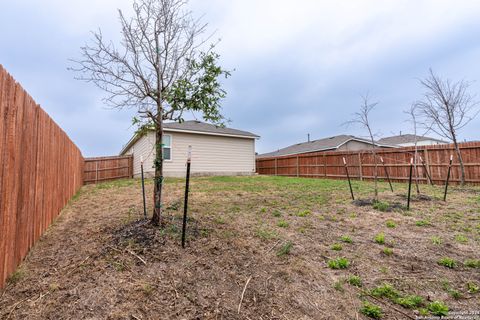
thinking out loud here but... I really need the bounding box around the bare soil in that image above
[1,176,479,319]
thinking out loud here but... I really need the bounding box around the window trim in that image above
[163,134,172,162]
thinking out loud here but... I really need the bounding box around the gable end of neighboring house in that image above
[121,124,259,177]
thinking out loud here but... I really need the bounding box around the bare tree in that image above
[346,94,379,200]
[415,69,479,185]
[71,0,230,225]
[404,104,422,194]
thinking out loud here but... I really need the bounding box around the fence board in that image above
[256,142,480,185]
[0,65,84,288]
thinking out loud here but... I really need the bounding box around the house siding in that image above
[124,131,256,177]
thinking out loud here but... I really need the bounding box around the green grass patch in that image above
[327,257,350,269]
[371,283,400,300]
[255,227,278,240]
[360,301,383,319]
[331,243,343,251]
[373,201,390,212]
[415,220,430,227]
[272,210,282,217]
[464,259,480,268]
[395,295,424,309]
[431,236,442,245]
[374,233,385,244]
[340,235,353,243]
[296,209,311,217]
[347,275,362,287]
[382,247,393,256]
[427,301,449,316]
[277,220,289,228]
[438,257,457,269]
[454,234,468,244]
[385,220,396,228]
[276,241,293,257]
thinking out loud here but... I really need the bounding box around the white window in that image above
[163,134,172,161]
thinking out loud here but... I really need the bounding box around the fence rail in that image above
[256,141,480,185]
[83,155,133,184]
[0,65,84,288]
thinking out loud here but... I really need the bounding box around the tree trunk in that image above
[151,104,164,226]
[452,137,466,186]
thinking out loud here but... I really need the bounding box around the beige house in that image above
[120,121,259,177]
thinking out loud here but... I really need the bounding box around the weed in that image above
[327,257,350,269]
[141,283,154,296]
[374,233,385,245]
[255,228,278,240]
[277,220,289,228]
[277,241,293,257]
[7,267,26,284]
[385,220,396,228]
[214,216,225,224]
[431,236,442,245]
[347,275,362,287]
[373,201,390,212]
[360,301,383,319]
[463,259,480,268]
[333,280,344,292]
[331,243,343,251]
[438,257,457,269]
[272,210,282,217]
[382,248,393,256]
[395,295,424,309]
[260,207,267,214]
[448,289,462,300]
[340,235,353,243]
[296,209,311,217]
[371,283,400,300]
[427,301,449,316]
[454,234,468,244]
[415,220,430,227]
[467,282,479,294]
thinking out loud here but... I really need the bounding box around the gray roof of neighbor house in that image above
[257,135,393,158]
[378,134,448,145]
[120,120,259,155]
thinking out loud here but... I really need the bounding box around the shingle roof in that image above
[163,120,259,138]
[120,120,258,155]
[377,134,448,145]
[257,135,389,158]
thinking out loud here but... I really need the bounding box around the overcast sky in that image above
[1,0,480,156]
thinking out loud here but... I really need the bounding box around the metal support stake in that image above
[443,155,453,202]
[380,157,393,192]
[407,158,413,210]
[343,157,355,200]
[140,156,147,219]
[182,146,192,248]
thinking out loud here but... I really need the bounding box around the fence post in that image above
[274,158,278,176]
[323,153,327,177]
[358,153,363,181]
[95,162,98,184]
[423,149,433,185]
[296,156,299,177]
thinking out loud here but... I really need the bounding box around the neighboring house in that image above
[120,120,259,177]
[378,134,449,147]
[257,135,395,158]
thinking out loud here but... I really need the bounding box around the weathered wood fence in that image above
[83,155,133,184]
[256,142,480,185]
[0,65,84,288]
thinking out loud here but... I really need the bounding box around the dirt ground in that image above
[0,176,479,320]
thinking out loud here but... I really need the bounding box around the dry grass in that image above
[0,176,479,319]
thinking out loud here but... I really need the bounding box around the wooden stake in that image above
[140,156,147,219]
[407,158,413,210]
[380,156,393,192]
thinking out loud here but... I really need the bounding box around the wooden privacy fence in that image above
[83,155,133,184]
[0,65,84,288]
[256,141,480,185]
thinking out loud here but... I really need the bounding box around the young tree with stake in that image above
[415,69,479,186]
[345,94,380,200]
[71,0,230,225]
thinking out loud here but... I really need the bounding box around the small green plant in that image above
[277,241,293,257]
[464,259,480,268]
[374,233,385,245]
[438,257,457,269]
[277,220,289,228]
[427,301,449,316]
[327,257,350,269]
[454,234,468,244]
[415,220,430,227]
[448,289,462,300]
[272,210,282,217]
[382,248,393,256]
[340,235,353,243]
[360,301,383,319]
[331,243,343,251]
[347,275,362,287]
[373,201,390,212]
[467,282,479,294]
[395,295,424,309]
[431,236,442,245]
[214,216,225,224]
[333,280,344,292]
[260,207,267,213]
[296,209,311,217]
[7,267,26,284]
[255,228,278,240]
[385,220,396,228]
[371,283,400,300]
